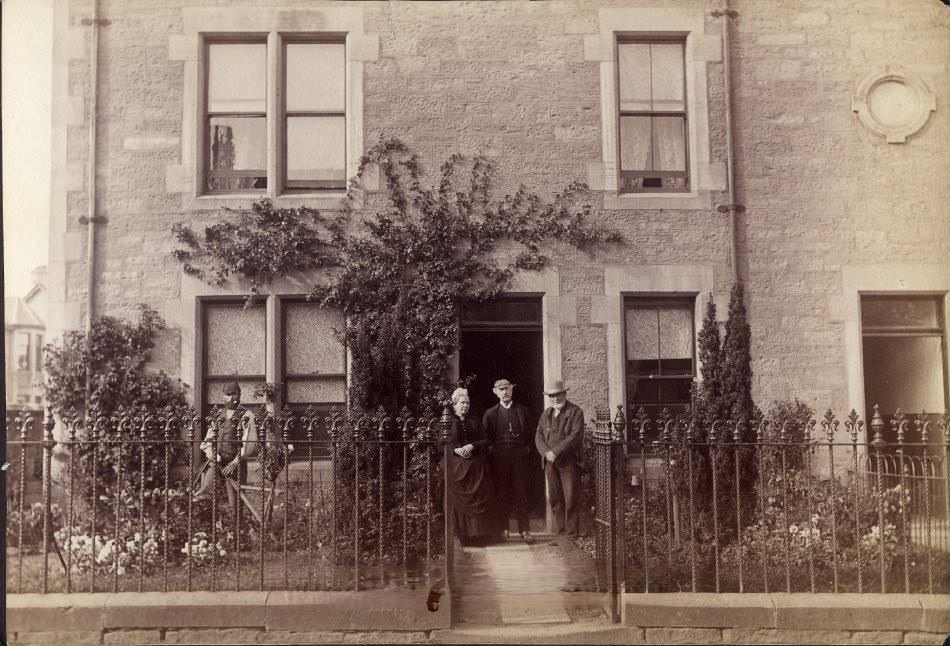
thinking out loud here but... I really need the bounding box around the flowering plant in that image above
[181,530,233,568]
[55,526,161,575]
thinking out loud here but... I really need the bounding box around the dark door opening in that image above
[459,297,546,518]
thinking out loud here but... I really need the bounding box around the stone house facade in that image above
[45,0,949,450]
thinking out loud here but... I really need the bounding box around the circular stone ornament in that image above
[852,65,936,143]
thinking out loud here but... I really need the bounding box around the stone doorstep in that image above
[430,623,641,645]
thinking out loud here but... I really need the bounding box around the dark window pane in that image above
[204,378,266,408]
[460,299,542,324]
[283,403,341,456]
[861,296,941,329]
[629,359,660,376]
[621,174,687,191]
[207,117,267,191]
[628,377,659,404]
[286,116,346,188]
[863,336,946,414]
[660,378,693,403]
[660,357,693,376]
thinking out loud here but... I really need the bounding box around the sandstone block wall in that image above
[46,0,950,419]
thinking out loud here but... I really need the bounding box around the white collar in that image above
[500,401,513,410]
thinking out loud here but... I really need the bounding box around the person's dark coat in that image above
[445,415,496,541]
[534,401,585,466]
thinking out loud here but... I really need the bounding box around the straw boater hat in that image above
[543,379,568,395]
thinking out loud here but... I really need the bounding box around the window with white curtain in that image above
[618,39,689,193]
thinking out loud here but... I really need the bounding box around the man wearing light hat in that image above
[194,381,258,515]
[535,379,584,536]
[482,378,535,543]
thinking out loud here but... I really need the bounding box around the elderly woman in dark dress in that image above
[446,387,497,546]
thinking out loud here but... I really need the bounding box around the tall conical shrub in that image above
[719,282,755,427]
[696,295,721,428]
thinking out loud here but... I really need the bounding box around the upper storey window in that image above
[618,39,688,193]
[203,37,346,195]
[206,41,267,192]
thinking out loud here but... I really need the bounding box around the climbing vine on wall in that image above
[173,138,623,414]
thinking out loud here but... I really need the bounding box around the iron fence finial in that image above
[870,404,886,447]
[612,405,626,443]
[439,403,453,443]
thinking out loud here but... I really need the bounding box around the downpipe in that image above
[712,1,742,285]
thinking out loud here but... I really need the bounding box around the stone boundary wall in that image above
[624,593,950,645]
[7,589,450,645]
[7,590,949,645]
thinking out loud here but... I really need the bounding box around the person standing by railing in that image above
[193,381,257,515]
[536,380,584,536]
[446,387,497,547]
[483,378,535,543]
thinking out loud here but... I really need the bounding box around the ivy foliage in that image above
[173,138,623,413]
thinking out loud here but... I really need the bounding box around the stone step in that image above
[431,622,634,644]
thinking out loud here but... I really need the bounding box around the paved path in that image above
[451,529,607,627]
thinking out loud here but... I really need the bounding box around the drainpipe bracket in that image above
[716,204,746,214]
[78,216,109,225]
[709,9,739,19]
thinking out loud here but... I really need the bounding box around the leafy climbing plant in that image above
[173,138,623,414]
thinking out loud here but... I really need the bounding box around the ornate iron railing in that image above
[5,406,454,594]
[589,405,950,595]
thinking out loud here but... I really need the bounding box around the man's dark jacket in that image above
[534,401,585,465]
[482,402,533,456]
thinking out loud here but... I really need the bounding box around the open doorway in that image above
[459,296,546,518]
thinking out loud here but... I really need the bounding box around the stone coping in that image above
[8,588,451,633]
[623,592,950,633]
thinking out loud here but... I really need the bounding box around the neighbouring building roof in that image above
[5,296,44,329]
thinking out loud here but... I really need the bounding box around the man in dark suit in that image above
[535,379,584,536]
[483,378,535,543]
